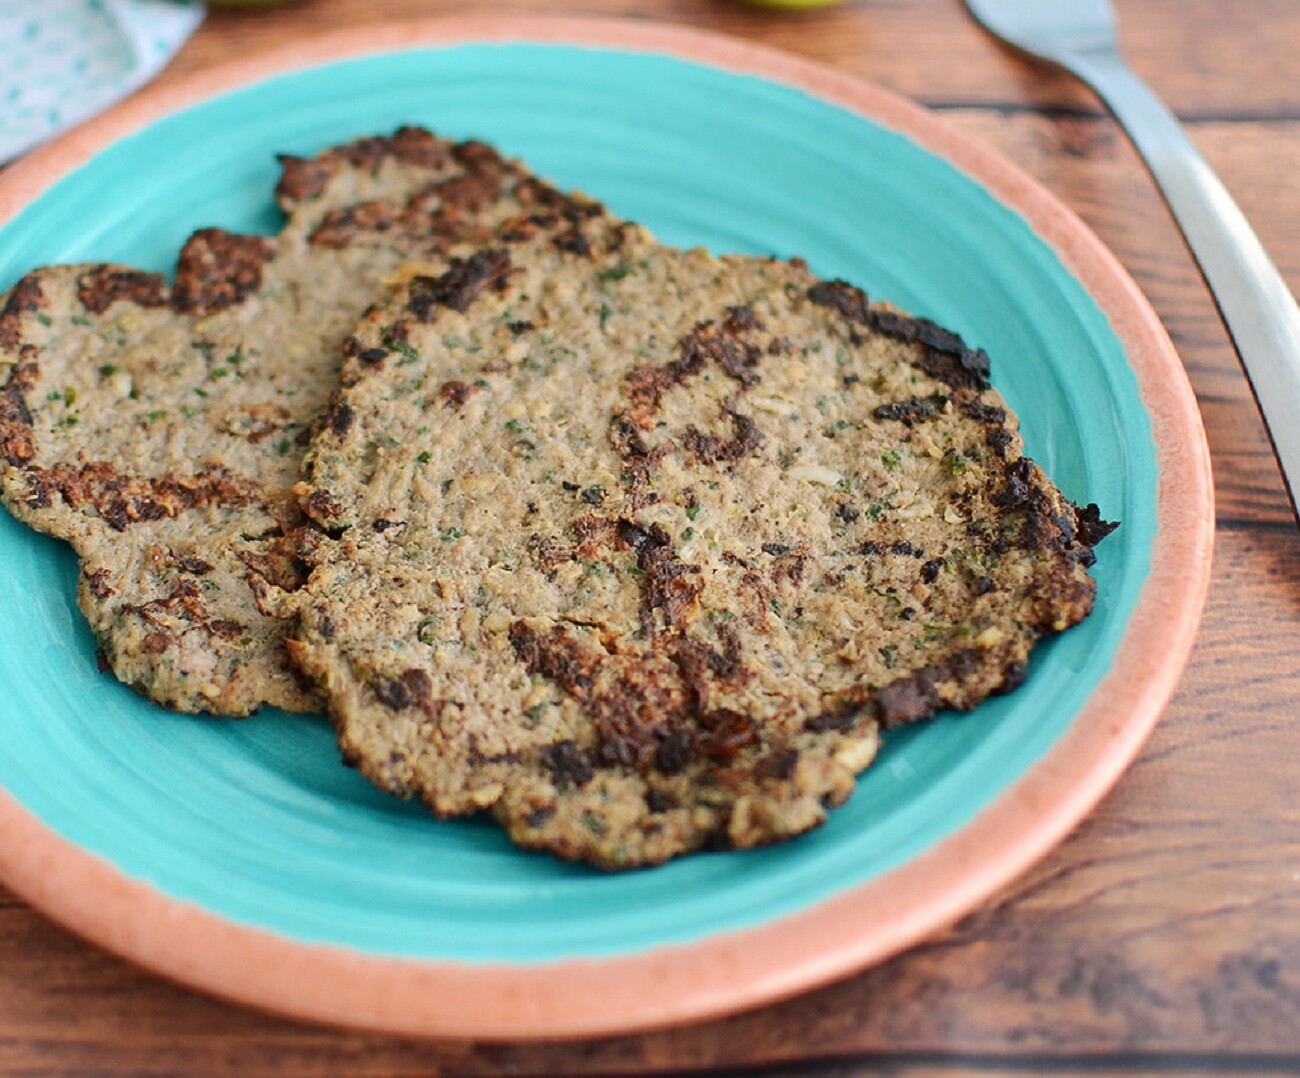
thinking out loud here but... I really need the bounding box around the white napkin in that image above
[0,0,204,161]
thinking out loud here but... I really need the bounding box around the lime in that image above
[736,0,846,9]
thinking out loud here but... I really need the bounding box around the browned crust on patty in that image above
[17,461,264,530]
[0,126,595,717]
[77,266,168,315]
[0,355,39,465]
[286,209,1116,868]
[275,125,455,206]
[808,278,992,391]
[406,249,515,318]
[0,273,46,351]
[170,229,276,315]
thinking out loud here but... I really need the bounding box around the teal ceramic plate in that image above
[0,18,1212,1038]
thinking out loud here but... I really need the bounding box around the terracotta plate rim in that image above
[0,15,1214,1041]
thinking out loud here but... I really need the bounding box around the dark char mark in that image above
[275,126,456,204]
[873,393,950,423]
[0,273,47,351]
[171,229,275,316]
[868,309,991,391]
[373,668,434,713]
[0,359,38,465]
[538,740,594,789]
[76,266,167,315]
[407,249,513,318]
[806,278,991,391]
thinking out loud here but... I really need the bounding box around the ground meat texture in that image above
[286,207,1114,869]
[0,126,595,717]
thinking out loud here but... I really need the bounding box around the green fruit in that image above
[736,0,845,8]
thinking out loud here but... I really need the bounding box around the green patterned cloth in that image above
[1,0,204,161]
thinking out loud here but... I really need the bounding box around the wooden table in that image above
[2,0,1297,1073]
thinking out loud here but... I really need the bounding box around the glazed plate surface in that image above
[0,18,1212,1038]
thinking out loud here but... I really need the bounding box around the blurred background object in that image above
[0,0,203,162]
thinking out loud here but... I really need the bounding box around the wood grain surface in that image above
[2,0,1298,1074]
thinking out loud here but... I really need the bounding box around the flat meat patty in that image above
[287,206,1116,868]
[0,127,592,715]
